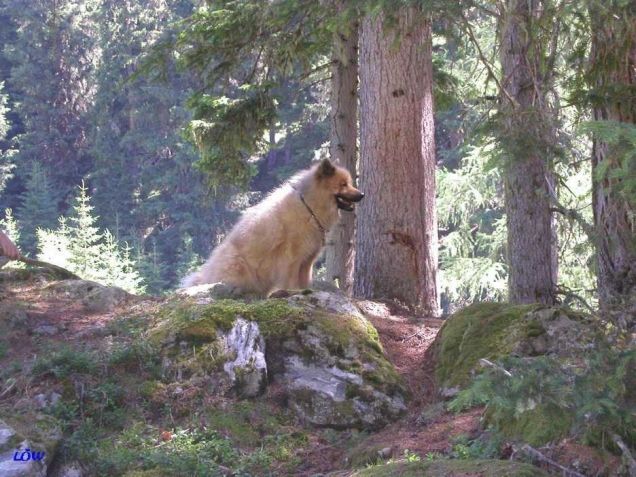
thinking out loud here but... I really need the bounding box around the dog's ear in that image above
[316,158,336,178]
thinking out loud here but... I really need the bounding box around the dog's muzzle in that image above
[336,191,365,212]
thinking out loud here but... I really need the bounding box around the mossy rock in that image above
[148,291,407,429]
[352,459,547,476]
[432,303,599,391]
[488,403,573,447]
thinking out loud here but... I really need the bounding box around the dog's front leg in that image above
[298,252,319,288]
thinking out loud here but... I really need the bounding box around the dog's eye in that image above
[341,182,347,187]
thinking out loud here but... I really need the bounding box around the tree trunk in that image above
[499,0,557,305]
[589,3,636,328]
[355,7,439,315]
[324,13,358,294]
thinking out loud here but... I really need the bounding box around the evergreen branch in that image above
[458,9,517,108]
[554,285,595,313]
[545,174,595,240]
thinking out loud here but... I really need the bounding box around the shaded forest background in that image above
[0,0,626,316]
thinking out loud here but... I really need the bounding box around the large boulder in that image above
[431,303,599,394]
[150,291,407,429]
[430,303,604,446]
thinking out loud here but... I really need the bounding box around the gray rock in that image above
[178,282,261,302]
[0,420,15,451]
[357,300,392,319]
[32,325,58,336]
[33,393,61,410]
[287,290,364,319]
[46,280,129,312]
[49,393,61,407]
[82,285,129,313]
[46,280,103,298]
[277,293,407,429]
[284,356,362,401]
[33,395,47,410]
[378,447,393,459]
[222,318,267,398]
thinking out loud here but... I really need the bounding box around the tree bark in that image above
[324,13,358,294]
[588,3,636,328]
[499,0,557,305]
[355,7,439,315]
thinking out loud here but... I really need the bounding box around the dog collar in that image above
[292,186,327,240]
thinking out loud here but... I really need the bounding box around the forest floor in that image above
[0,270,620,476]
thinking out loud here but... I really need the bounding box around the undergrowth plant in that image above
[448,349,636,452]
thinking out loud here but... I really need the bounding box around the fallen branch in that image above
[479,358,513,377]
[518,444,586,477]
[1,255,80,280]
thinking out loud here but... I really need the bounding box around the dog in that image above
[182,159,364,296]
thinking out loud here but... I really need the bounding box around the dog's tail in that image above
[180,271,201,288]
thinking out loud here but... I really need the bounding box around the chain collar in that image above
[291,186,327,242]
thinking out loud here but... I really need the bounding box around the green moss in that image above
[150,298,303,345]
[434,303,538,388]
[353,459,547,476]
[489,403,573,447]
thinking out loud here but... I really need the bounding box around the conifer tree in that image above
[0,83,13,193]
[585,0,636,327]
[16,162,57,254]
[175,233,202,284]
[5,0,96,202]
[38,183,143,293]
[136,238,170,294]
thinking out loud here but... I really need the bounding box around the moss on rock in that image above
[432,303,598,390]
[488,403,573,447]
[433,303,537,388]
[147,292,406,429]
[352,459,547,477]
[149,298,303,345]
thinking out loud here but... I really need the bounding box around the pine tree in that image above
[66,182,106,280]
[324,3,358,295]
[586,0,636,328]
[37,182,143,293]
[37,217,72,271]
[0,82,14,194]
[354,6,439,314]
[16,162,57,254]
[5,0,96,203]
[497,0,559,305]
[136,238,170,294]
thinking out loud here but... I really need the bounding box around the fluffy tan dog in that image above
[182,159,364,296]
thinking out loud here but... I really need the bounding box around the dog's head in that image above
[315,159,364,212]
